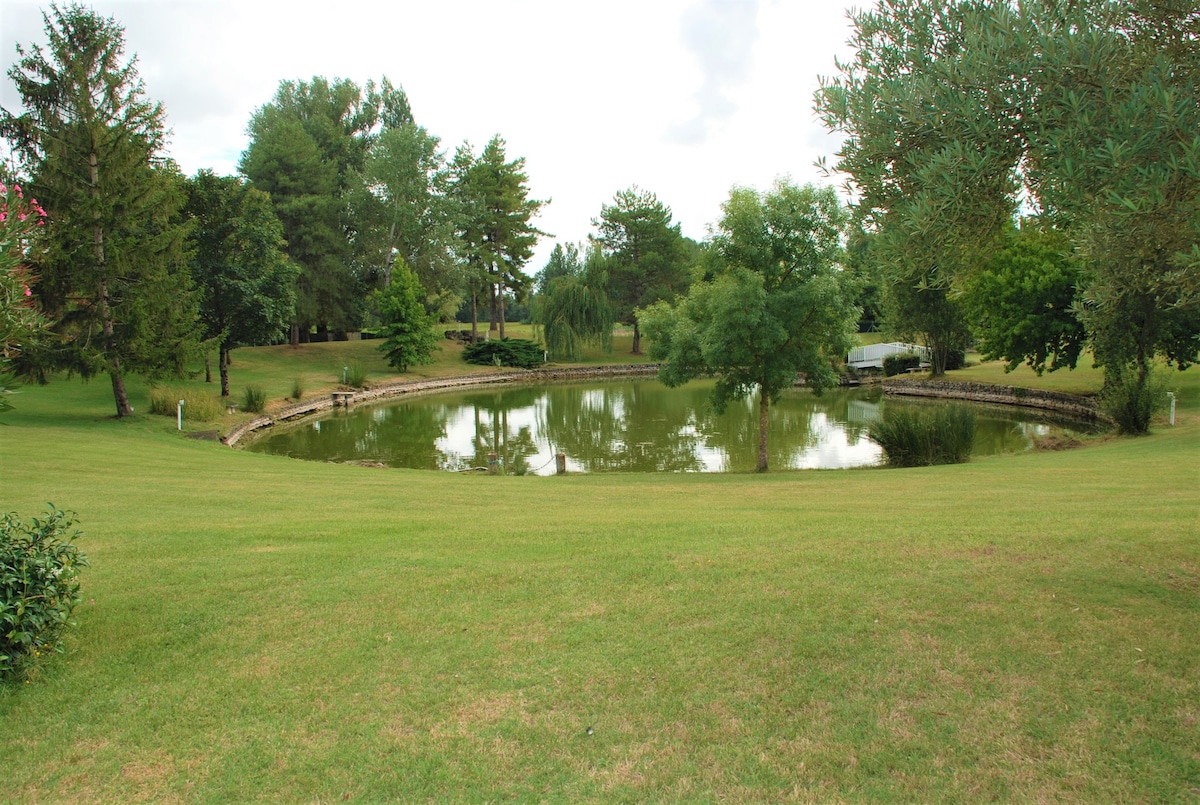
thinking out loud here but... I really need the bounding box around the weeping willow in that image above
[535,276,613,361]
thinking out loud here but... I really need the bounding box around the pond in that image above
[243,379,1093,474]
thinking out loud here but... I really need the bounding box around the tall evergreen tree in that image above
[1,4,198,417]
[594,187,690,354]
[449,136,546,340]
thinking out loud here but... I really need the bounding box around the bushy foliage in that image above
[344,361,369,389]
[148,386,224,420]
[1,506,88,679]
[242,385,266,413]
[869,405,977,467]
[290,376,305,400]
[882,353,923,377]
[462,338,544,369]
[1100,365,1165,435]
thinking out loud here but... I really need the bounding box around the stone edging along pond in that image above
[222,367,1107,447]
[882,378,1108,423]
[221,364,662,447]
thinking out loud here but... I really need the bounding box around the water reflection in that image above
[244,380,1088,474]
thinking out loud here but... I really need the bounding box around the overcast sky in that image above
[1,0,861,271]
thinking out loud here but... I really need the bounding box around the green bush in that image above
[1100,366,1164,435]
[1,507,88,679]
[344,361,368,389]
[148,386,224,421]
[882,353,923,377]
[242,385,267,413]
[869,404,977,467]
[290,376,305,400]
[462,338,545,369]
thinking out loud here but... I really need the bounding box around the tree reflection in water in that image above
[245,380,1087,473]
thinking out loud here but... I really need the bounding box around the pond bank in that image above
[883,377,1107,423]
[222,364,660,446]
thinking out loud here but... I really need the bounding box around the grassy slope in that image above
[2,340,1197,802]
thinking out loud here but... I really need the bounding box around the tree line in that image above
[0,4,547,414]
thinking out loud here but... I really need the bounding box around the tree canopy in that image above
[640,180,856,472]
[449,136,546,340]
[816,0,1199,430]
[184,170,298,396]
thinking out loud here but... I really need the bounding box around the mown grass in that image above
[1,340,1197,802]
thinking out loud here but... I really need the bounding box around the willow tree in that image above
[534,243,612,361]
[2,5,197,416]
[640,181,856,472]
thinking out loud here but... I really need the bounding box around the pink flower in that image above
[18,213,26,222]
[14,185,22,198]
[24,286,32,297]
[0,212,6,223]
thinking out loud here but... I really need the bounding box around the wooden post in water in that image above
[556,453,566,475]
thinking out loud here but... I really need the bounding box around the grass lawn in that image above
[2,337,1198,802]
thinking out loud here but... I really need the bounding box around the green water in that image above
[244,380,1092,474]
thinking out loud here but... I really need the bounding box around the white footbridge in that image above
[846,342,931,370]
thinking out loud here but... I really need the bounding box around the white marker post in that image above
[1167,392,1176,426]
[177,399,185,431]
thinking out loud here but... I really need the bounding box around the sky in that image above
[0,0,862,272]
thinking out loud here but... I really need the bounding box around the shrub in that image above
[882,353,923,377]
[242,385,267,413]
[1100,366,1164,435]
[462,338,545,369]
[1,506,88,679]
[344,361,368,389]
[869,404,977,467]
[148,386,224,421]
[290,376,305,400]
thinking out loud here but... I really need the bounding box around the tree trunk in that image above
[632,321,642,355]
[109,368,133,418]
[219,345,231,397]
[498,273,507,339]
[757,389,770,473]
[205,353,212,383]
[470,290,479,342]
[290,321,300,347]
[489,272,499,333]
[91,152,133,417]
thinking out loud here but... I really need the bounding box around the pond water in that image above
[244,379,1092,474]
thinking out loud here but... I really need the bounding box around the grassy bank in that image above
[2,341,1197,801]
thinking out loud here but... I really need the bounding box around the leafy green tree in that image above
[375,260,438,372]
[639,180,856,472]
[2,5,198,417]
[352,120,462,318]
[816,0,1199,431]
[241,77,388,342]
[534,242,613,361]
[593,187,690,354]
[883,272,972,376]
[184,170,298,396]
[449,136,546,340]
[960,225,1085,375]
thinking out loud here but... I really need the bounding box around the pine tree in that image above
[2,5,198,416]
